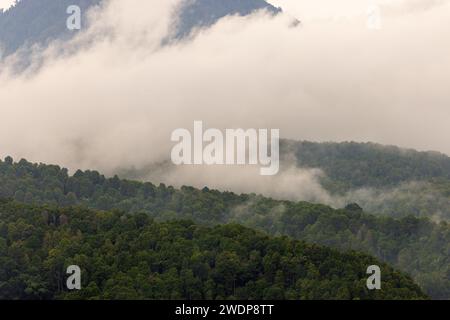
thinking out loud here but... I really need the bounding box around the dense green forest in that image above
[282,140,450,190]
[279,141,450,220]
[337,178,450,221]
[0,157,448,299]
[0,199,426,300]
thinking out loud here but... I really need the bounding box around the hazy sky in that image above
[0,0,449,177]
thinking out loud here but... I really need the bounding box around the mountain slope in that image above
[118,140,450,221]
[0,0,281,59]
[174,0,281,39]
[0,0,102,57]
[0,156,448,299]
[282,140,450,191]
[0,199,427,300]
[279,140,450,221]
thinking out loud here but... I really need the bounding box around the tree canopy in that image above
[0,157,448,299]
[0,199,427,300]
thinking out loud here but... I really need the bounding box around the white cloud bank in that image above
[0,0,449,203]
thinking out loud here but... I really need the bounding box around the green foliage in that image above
[0,157,448,299]
[283,140,450,190]
[0,200,426,300]
[279,141,450,221]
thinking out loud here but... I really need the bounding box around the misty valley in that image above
[0,142,449,300]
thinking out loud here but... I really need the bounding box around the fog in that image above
[0,0,449,205]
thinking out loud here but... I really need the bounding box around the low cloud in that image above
[0,0,449,206]
[144,162,333,204]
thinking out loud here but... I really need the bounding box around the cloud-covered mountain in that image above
[0,0,101,57]
[173,0,281,38]
[0,0,281,58]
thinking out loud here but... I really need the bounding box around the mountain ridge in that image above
[0,154,448,299]
[0,199,427,299]
[0,0,282,59]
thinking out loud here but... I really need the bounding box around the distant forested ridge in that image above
[279,140,450,221]
[118,140,450,221]
[0,200,427,300]
[0,157,448,299]
[282,140,450,190]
